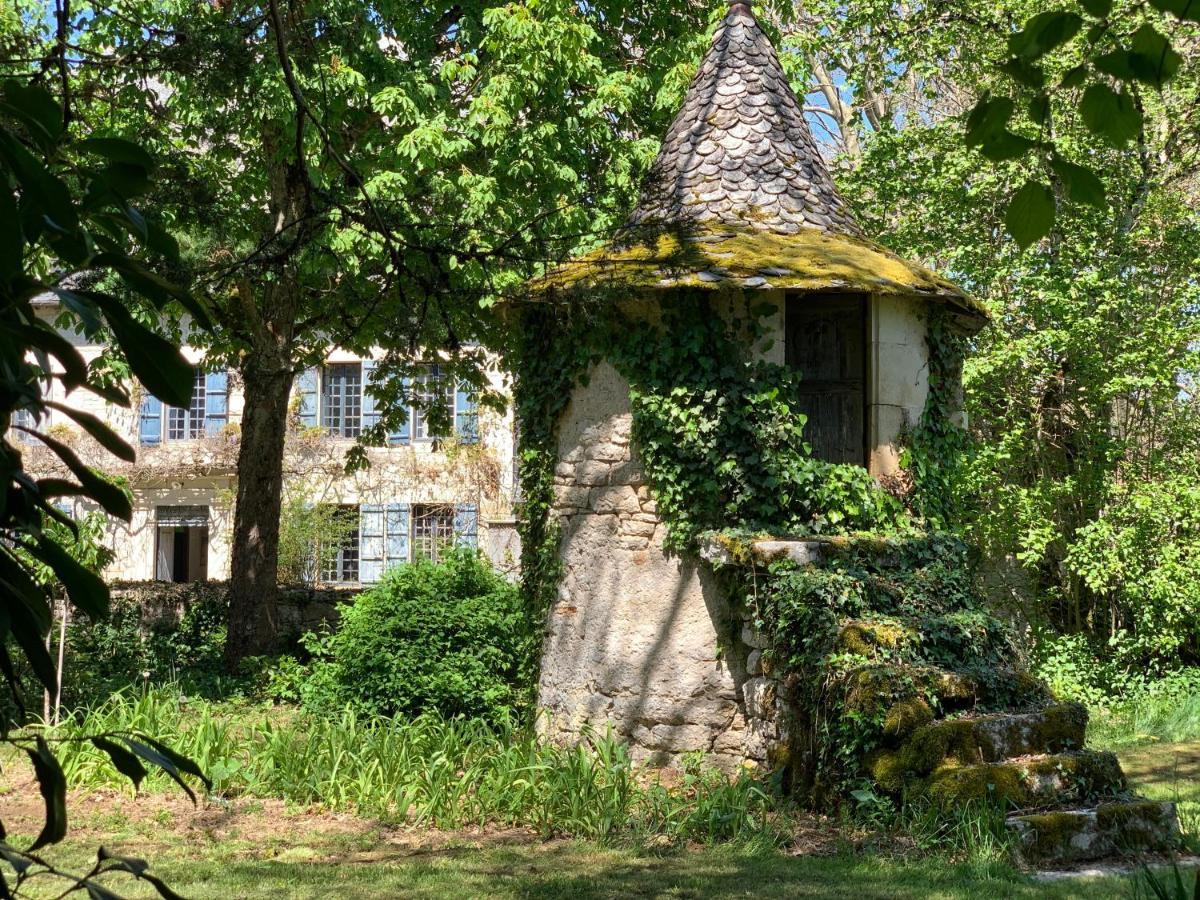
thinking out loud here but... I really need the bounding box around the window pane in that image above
[321,505,360,583]
[322,364,362,438]
[166,370,205,440]
[411,504,455,562]
[412,366,455,440]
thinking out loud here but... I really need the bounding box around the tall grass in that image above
[1088,692,1200,748]
[31,687,782,847]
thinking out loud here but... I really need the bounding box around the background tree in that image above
[58,0,715,666]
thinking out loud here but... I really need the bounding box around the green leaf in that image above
[1028,94,1052,126]
[1006,180,1056,249]
[1080,0,1112,16]
[1148,0,1200,22]
[1080,83,1143,146]
[1050,157,1107,208]
[83,291,194,408]
[0,82,63,150]
[90,740,148,792]
[31,536,110,620]
[25,737,67,851]
[1000,58,1046,89]
[78,137,156,172]
[0,185,20,280]
[1008,11,1083,60]
[1060,64,1089,88]
[965,96,1014,147]
[1128,23,1182,88]
[27,429,132,519]
[980,131,1040,161]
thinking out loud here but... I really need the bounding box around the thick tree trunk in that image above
[224,357,295,668]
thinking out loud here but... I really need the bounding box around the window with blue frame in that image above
[326,501,478,584]
[139,369,228,445]
[297,360,478,446]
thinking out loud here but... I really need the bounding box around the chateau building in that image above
[17,298,519,585]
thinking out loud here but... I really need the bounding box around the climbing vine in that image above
[902,307,971,527]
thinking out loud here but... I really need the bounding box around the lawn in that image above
[2,793,1136,900]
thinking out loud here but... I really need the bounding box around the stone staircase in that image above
[864,679,1179,866]
[717,535,1182,868]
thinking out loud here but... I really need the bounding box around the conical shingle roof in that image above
[625,2,861,237]
[528,2,985,327]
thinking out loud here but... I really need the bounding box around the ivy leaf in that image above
[1050,157,1107,208]
[1080,83,1142,147]
[1006,181,1056,249]
[1008,11,1083,60]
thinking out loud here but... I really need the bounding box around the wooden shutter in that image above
[385,503,410,568]
[139,393,162,445]
[387,377,412,445]
[454,503,478,548]
[296,368,318,426]
[204,371,229,436]
[360,504,385,583]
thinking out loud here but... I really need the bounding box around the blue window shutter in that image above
[388,376,412,445]
[361,359,380,431]
[385,503,410,568]
[455,382,479,444]
[360,504,385,583]
[454,503,478,549]
[297,368,318,427]
[204,371,229,436]
[139,393,162,445]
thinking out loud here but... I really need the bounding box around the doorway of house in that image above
[785,293,868,466]
[155,505,210,582]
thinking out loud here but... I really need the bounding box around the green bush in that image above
[304,550,530,722]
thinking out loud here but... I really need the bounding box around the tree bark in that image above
[224,356,295,668]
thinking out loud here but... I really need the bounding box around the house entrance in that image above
[155,505,210,582]
[785,294,867,466]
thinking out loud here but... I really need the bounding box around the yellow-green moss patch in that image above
[526,223,987,323]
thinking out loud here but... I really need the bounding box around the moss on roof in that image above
[528,223,987,324]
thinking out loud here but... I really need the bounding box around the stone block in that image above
[576,460,612,486]
[742,677,776,720]
[746,649,763,676]
[587,442,628,463]
[592,486,641,516]
[621,519,657,539]
[741,624,770,650]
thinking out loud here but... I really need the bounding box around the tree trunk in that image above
[224,357,295,668]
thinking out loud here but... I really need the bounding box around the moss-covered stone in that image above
[527,222,987,322]
[837,619,915,658]
[926,750,1125,808]
[1009,800,1180,863]
[882,697,934,738]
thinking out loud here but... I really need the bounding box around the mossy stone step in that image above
[1007,800,1180,864]
[926,750,1125,808]
[870,702,1088,790]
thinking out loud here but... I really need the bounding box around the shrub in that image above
[304,549,530,722]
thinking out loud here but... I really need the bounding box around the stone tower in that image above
[531,1,986,767]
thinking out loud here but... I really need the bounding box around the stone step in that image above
[926,750,1125,808]
[870,703,1089,790]
[1007,800,1180,865]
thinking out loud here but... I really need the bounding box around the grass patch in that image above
[1088,692,1200,749]
[1,798,1135,900]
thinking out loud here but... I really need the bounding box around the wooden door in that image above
[785,294,867,466]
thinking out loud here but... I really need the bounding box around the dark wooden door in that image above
[785,294,867,465]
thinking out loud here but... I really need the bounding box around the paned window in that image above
[321,364,362,438]
[321,505,360,583]
[411,504,456,562]
[140,369,229,444]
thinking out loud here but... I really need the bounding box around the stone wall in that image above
[537,361,765,769]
